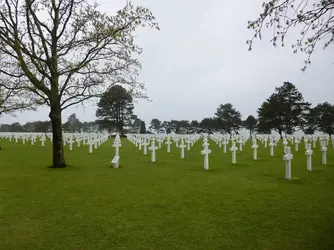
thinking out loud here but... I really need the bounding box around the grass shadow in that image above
[275,176,306,185]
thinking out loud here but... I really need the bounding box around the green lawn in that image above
[1,138,334,250]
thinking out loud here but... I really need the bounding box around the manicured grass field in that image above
[1,138,334,250]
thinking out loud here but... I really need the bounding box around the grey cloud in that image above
[2,0,333,126]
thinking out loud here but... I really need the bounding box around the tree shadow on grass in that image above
[47,164,78,171]
[275,176,306,185]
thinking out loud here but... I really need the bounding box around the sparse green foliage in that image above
[139,121,147,134]
[63,113,82,133]
[314,102,334,135]
[257,82,310,137]
[301,107,317,135]
[247,0,334,70]
[215,103,242,134]
[199,118,219,134]
[149,118,162,133]
[96,85,134,135]
[243,115,258,136]
[190,120,199,133]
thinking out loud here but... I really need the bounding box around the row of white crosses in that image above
[192,133,333,175]
[0,132,110,153]
[126,133,201,162]
[282,139,328,180]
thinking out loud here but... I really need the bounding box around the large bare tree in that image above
[247,0,334,71]
[0,0,158,167]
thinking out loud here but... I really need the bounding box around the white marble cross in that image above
[269,140,275,156]
[30,136,35,146]
[175,138,179,148]
[138,138,142,151]
[238,139,243,151]
[69,136,73,151]
[157,137,163,149]
[201,142,211,170]
[179,139,186,159]
[294,138,299,152]
[165,137,172,153]
[321,141,327,165]
[304,137,308,149]
[230,142,238,164]
[89,139,93,153]
[222,139,228,154]
[312,137,317,149]
[283,146,293,180]
[283,139,288,153]
[186,138,191,151]
[94,135,98,149]
[148,140,158,162]
[252,139,258,160]
[77,137,81,148]
[305,143,313,171]
[113,134,121,157]
[40,135,46,147]
[143,138,148,155]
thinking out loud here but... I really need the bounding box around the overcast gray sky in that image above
[2,0,334,125]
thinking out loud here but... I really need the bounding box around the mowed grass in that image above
[1,138,334,250]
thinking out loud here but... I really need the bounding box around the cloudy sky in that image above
[2,0,334,125]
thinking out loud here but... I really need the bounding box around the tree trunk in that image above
[278,130,283,139]
[49,106,66,168]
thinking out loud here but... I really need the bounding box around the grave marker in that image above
[201,142,211,170]
[283,146,293,180]
[230,142,238,164]
[321,141,327,165]
[305,143,313,171]
[148,140,158,162]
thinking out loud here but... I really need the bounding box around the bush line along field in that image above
[1,138,334,250]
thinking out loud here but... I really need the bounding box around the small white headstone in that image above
[111,156,120,168]
[269,140,275,156]
[230,142,238,164]
[186,138,191,151]
[69,136,73,151]
[222,140,228,154]
[138,139,142,151]
[157,137,163,149]
[238,139,243,151]
[283,139,288,153]
[321,141,327,165]
[201,142,211,170]
[179,139,186,159]
[165,137,172,153]
[148,140,158,162]
[283,146,293,180]
[89,139,93,153]
[305,143,313,171]
[41,136,46,147]
[252,139,258,160]
[143,138,148,155]
[295,138,299,152]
